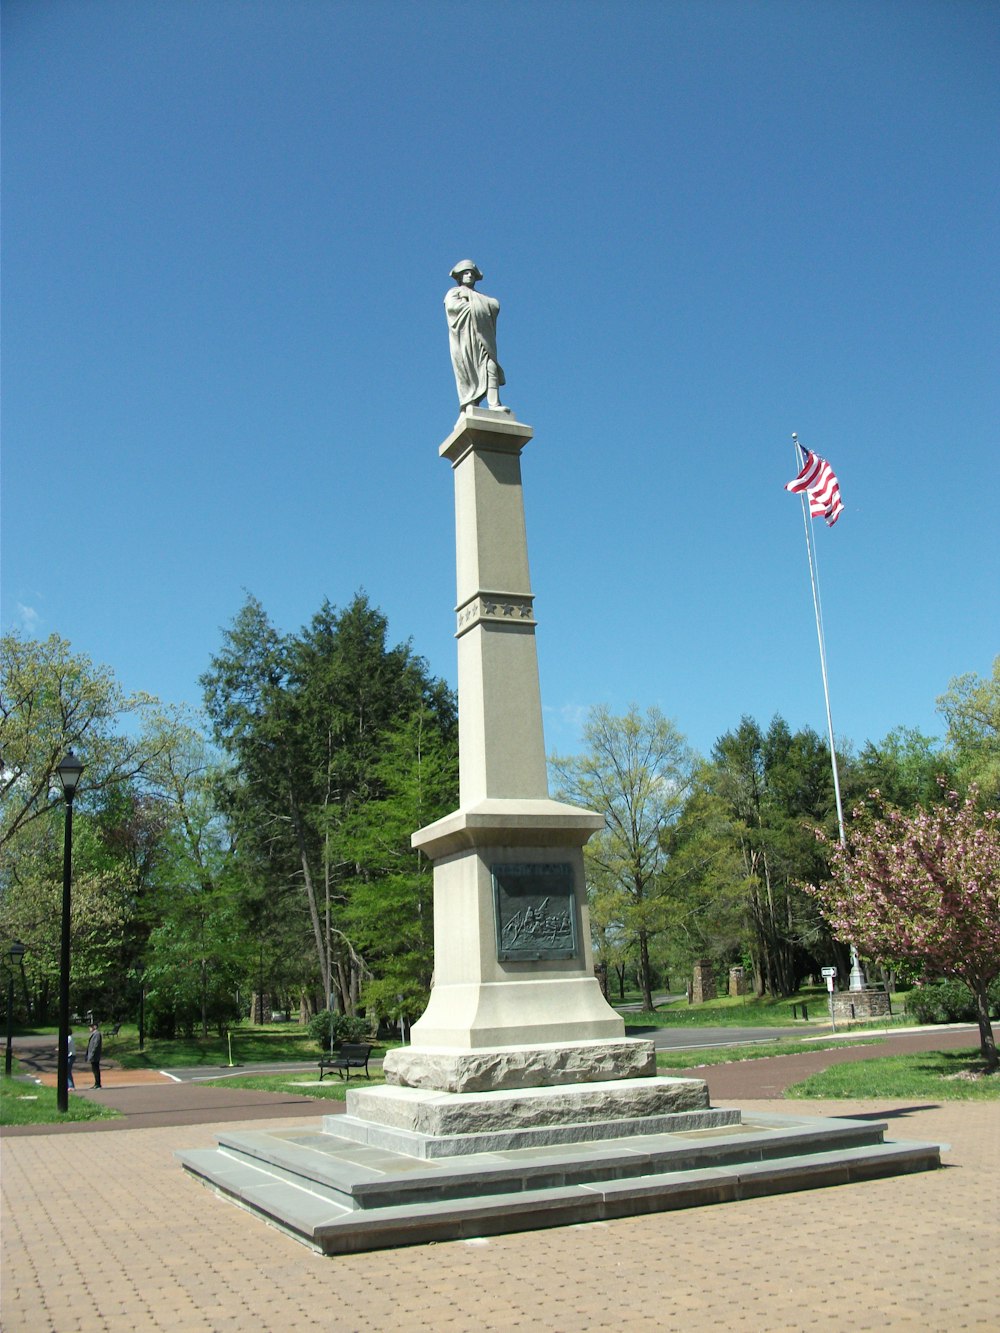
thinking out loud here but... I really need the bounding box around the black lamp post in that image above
[137,964,145,1052]
[4,940,26,1077]
[55,751,85,1112]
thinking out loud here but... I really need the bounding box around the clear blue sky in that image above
[3,0,997,764]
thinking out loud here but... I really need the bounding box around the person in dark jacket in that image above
[86,1022,103,1089]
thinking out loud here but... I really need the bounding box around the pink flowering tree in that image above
[806,787,1000,1070]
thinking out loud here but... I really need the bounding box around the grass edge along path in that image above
[1,1075,121,1126]
[655,1037,882,1070]
[197,1071,387,1100]
[785,1047,999,1101]
[621,986,906,1029]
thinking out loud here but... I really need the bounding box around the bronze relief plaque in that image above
[491,862,579,961]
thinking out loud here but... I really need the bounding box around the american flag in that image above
[785,449,844,527]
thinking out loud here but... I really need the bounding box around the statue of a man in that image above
[445,261,509,413]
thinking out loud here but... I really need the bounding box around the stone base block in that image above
[328,1104,740,1159]
[346,1075,710,1140]
[831,989,892,1020]
[382,1037,656,1093]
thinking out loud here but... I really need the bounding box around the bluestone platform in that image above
[177,1102,941,1255]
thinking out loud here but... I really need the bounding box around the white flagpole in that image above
[791,433,866,992]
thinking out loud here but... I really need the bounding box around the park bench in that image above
[318,1042,373,1083]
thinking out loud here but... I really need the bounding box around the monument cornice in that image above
[412,798,605,859]
[440,408,534,466]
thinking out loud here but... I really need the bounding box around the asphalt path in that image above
[612,994,833,1049]
[635,1023,828,1050]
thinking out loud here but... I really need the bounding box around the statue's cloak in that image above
[445,287,506,409]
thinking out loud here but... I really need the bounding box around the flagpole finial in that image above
[792,432,799,442]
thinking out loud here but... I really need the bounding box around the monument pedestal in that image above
[394,799,625,1059]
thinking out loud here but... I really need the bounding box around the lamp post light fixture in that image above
[55,751,85,1113]
[4,940,26,1077]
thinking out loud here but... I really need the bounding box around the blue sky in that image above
[3,0,997,766]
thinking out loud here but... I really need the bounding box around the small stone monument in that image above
[691,960,716,1005]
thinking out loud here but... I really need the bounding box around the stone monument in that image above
[364,260,682,1116]
[176,267,942,1252]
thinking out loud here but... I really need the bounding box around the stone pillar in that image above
[385,410,633,1088]
[448,412,549,805]
[728,966,748,998]
[691,961,716,1005]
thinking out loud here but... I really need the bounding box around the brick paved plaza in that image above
[2,1091,997,1332]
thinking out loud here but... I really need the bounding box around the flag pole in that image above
[791,433,866,992]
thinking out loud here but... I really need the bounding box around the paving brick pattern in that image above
[3,1097,998,1331]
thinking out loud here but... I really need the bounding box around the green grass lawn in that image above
[7,1020,395,1074]
[786,1048,1000,1100]
[655,1036,883,1070]
[1,1073,121,1126]
[109,1025,387,1069]
[198,1070,387,1101]
[112,1029,312,1068]
[623,988,843,1028]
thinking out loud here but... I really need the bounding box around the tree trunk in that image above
[287,779,329,993]
[638,930,654,1011]
[334,959,350,1013]
[973,986,998,1071]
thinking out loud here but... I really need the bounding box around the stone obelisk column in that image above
[384,408,649,1092]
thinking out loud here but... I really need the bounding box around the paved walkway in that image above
[3,1031,998,1329]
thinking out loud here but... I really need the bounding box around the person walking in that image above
[56,1029,77,1090]
[86,1021,103,1089]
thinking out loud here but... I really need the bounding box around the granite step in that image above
[200,1112,892,1212]
[179,1136,942,1256]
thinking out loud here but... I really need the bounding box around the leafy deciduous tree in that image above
[552,704,696,1011]
[0,631,168,849]
[937,656,1000,802]
[808,786,1000,1069]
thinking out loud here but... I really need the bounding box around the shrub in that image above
[307,1010,370,1051]
[905,978,1000,1025]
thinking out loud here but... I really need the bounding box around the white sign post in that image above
[822,966,837,1031]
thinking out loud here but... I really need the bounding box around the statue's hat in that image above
[450,260,483,282]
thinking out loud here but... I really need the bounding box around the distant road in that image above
[634,1024,826,1050]
[613,995,828,1050]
